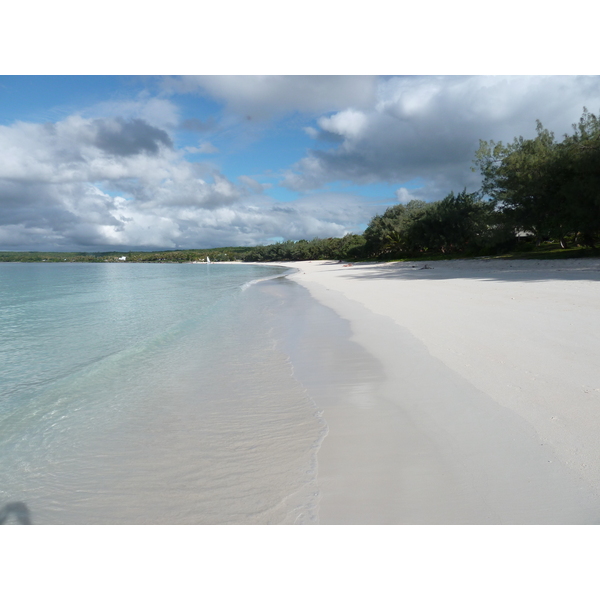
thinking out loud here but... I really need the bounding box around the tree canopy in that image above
[474,108,600,248]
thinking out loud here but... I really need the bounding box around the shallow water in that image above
[0,263,329,524]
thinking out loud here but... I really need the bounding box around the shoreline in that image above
[283,258,600,523]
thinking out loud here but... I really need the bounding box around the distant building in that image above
[118,256,127,261]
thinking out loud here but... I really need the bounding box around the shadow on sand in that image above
[321,258,600,284]
[0,502,32,524]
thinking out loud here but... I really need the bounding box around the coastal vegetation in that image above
[474,108,600,250]
[2,109,598,264]
[0,247,253,263]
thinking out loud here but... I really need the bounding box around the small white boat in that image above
[206,256,211,264]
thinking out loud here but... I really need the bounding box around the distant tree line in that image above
[0,247,253,263]
[241,234,366,262]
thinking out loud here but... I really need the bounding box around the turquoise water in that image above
[0,263,326,524]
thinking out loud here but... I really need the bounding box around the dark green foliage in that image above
[363,192,499,258]
[474,107,600,248]
[242,234,366,262]
[364,200,428,257]
[412,190,493,254]
[557,109,600,247]
[0,251,103,262]
[474,122,566,244]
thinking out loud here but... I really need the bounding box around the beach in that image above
[3,259,600,525]
[284,258,600,524]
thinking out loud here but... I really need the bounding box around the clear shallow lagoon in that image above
[0,263,328,524]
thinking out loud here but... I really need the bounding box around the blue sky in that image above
[1,75,599,251]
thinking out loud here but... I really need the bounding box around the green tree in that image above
[364,200,428,257]
[557,108,600,247]
[474,108,600,248]
[474,122,564,244]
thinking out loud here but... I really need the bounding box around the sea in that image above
[0,262,341,525]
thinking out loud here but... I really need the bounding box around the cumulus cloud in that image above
[238,175,271,194]
[84,97,181,130]
[317,109,368,140]
[184,142,219,154]
[1,189,378,252]
[173,192,381,248]
[283,75,600,198]
[0,110,380,251]
[164,75,378,120]
[0,117,187,198]
[394,187,416,204]
[94,118,173,156]
[0,114,246,250]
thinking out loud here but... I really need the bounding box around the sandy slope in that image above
[286,258,600,524]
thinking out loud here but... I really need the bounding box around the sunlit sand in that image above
[285,258,600,523]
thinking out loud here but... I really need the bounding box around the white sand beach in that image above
[285,258,600,524]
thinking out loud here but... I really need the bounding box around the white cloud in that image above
[0,110,381,251]
[163,75,378,120]
[317,109,368,140]
[283,75,600,198]
[0,113,247,250]
[83,97,181,130]
[394,188,415,204]
[184,142,219,154]
[238,175,272,194]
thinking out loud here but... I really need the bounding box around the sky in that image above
[1,74,599,252]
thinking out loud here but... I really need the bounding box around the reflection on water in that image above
[0,265,326,524]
